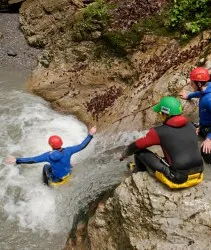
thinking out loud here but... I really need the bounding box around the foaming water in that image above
[0,71,94,249]
[0,87,92,231]
[0,69,145,249]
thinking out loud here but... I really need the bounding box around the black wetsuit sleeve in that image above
[122,142,139,157]
[122,128,160,157]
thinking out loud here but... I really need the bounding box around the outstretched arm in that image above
[5,152,49,165]
[120,128,160,161]
[69,126,97,154]
[179,90,201,100]
[187,91,201,99]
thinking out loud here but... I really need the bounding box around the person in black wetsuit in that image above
[120,96,204,189]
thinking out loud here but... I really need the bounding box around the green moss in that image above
[141,13,173,37]
[102,28,142,56]
[72,0,111,41]
[101,9,172,56]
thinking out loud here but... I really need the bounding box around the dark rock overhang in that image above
[0,0,23,13]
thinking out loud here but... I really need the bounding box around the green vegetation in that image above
[72,0,110,41]
[102,27,142,56]
[72,0,211,56]
[168,0,211,40]
[101,10,171,56]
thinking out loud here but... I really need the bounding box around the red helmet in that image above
[48,135,63,149]
[190,67,210,82]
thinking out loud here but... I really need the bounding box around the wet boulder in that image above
[84,173,211,249]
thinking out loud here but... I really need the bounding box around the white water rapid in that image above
[0,68,141,250]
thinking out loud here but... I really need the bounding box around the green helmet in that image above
[152,96,182,115]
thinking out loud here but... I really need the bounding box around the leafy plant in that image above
[168,0,211,37]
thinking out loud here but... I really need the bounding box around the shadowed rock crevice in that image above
[0,1,22,13]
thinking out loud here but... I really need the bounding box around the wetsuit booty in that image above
[127,162,136,173]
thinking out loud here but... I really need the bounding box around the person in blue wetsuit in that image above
[5,126,97,185]
[180,67,211,163]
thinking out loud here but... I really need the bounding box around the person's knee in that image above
[146,166,155,176]
[137,149,149,156]
[135,149,150,162]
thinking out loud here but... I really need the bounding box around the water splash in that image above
[0,85,95,233]
[0,70,143,249]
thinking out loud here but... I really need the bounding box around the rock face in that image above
[19,0,84,48]
[67,173,211,250]
[18,0,211,133]
[25,32,211,132]
[19,0,205,133]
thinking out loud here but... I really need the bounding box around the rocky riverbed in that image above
[0,13,40,70]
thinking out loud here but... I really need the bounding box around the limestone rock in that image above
[19,0,83,48]
[86,173,211,250]
[19,0,210,133]
[25,34,206,132]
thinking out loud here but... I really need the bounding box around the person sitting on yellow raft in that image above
[6,126,97,186]
[120,97,204,189]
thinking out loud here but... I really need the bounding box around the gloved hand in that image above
[119,155,126,162]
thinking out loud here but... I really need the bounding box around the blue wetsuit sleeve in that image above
[206,133,211,139]
[67,134,93,154]
[16,152,49,164]
[205,100,211,139]
[187,91,201,100]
